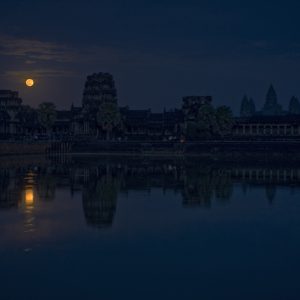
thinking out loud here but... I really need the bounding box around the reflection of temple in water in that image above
[182,168,233,208]
[0,168,30,210]
[82,166,119,228]
[0,169,21,209]
[119,163,183,192]
[82,175,118,229]
[2,158,300,228]
[231,167,300,184]
[230,167,300,204]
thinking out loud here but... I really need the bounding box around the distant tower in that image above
[263,85,282,115]
[240,95,256,117]
[263,85,277,111]
[82,73,117,113]
[0,90,22,117]
[289,96,300,115]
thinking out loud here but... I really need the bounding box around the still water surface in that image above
[0,156,300,300]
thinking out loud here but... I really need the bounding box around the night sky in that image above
[1,0,300,113]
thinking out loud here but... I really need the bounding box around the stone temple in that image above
[1,72,300,140]
[82,73,117,113]
[0,90,22,136]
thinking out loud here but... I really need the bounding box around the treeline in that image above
[184,103,234,139]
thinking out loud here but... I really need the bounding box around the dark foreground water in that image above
[0,156,300,300]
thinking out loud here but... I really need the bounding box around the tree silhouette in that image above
[37,102,57,135]
[96,102,121,140]
[185,103,233,139]
[215,106,234,137]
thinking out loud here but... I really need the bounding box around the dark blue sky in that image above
[1,0,300,113]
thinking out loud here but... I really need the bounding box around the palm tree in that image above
[185,104,234,139]
[215,106,234,137]
[196,103,218,138]
[96,102,121,140]
[37,102,57,136]
[18,105,38,137]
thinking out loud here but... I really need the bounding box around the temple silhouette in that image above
[1,72,300,141]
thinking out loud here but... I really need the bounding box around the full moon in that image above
[25,79,34,87]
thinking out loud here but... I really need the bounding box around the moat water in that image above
[0,156,300,300]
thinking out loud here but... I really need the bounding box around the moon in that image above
[25,79,34,87]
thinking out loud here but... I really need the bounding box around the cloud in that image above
[25,60,37,64]
[0,35,78,63]
[4,69,76,78]
[251,40,269,49]
[0,34,84,79]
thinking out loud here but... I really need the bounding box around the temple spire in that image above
[263,84,282,115]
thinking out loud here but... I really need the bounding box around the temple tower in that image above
[82,73,117,113]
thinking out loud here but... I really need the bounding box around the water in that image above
[0,156,300,300]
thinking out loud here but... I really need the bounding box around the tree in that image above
[19,105,36,122]
[215,106,234,137]
[195,103,217,138]
[185,103,234,139]
[18,105,38,136]
[96,102,121,140]
[37,102,57,135]
[289,96,300,114]
[185,121,200,140]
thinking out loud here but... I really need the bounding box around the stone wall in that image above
[0,142,49,156]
